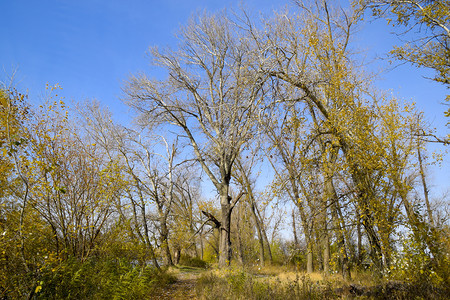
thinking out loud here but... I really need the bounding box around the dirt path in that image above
[154,267,203,299]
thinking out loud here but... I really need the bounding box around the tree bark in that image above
[159,217,173,266]
[292,209,300,249]
[417,146,434,226]
[324,144,351,280]
[356,208,363,267]
[236,205,244,265]
[254,203,273,264]
[327,179,351,280]
[219,193,232,267]
[321,200,330,275]
[251,201,266,266]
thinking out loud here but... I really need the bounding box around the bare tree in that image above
[170,168,203,262]
[80,102,185,268]
[234,152,273,266]
[125,12,266,267]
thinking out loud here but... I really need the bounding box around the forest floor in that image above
[151,265,446,299]
[153,266,325,299]
[154,266,203,299]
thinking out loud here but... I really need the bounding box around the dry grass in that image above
[194,267,339,300]
[164,264,449,300]
[274,271,323,282]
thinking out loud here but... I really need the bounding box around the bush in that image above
[287,249,307,271]
[34,257,176,299]
[179,255,209,269]
[385,230,450,299]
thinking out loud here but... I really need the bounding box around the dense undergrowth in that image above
[2,257,176,299]
[38,259,176,299]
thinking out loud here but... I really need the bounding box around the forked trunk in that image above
[160,224,173,266]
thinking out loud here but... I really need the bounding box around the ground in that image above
[154,266,203,299]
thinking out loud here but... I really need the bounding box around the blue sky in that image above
[1,0,283,120]
[1,0,448,197]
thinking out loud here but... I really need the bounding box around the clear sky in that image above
[0,0,284,121]
[1,0,448,199]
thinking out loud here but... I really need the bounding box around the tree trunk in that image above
[218,193,232,268]
[294,182,314,273]
[236,205,244,265]
[133,188,160,271]
[350,171,384,271]
[306,236,314,273]
[328,183,351,280]
[236,160,268,266]
[335,207,352,280]
[321,201,330,275]
[362,211,383,271]
[356,208,363,266]
[251,202,265,266]
[292,209,300,249]
[338,138,384,272]
[250,199,270,267]
[324,145,351,280]
[337,204,356,268]
[417,147,434,226]
[297,205,313,273]
[200,226,204,260]
[255,204,273,264]
[322,237,330,275]
[173,247,181,265]
[159,219,173,266]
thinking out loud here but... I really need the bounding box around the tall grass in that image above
[195,266,449,300]
[195,269,337,300]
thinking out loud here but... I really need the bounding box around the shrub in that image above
[34,257,175,299]
[383,227,450,299]
[287,249,307,271]
[179,255,209,269]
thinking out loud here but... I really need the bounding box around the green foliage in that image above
[201,231,220,264]
[387,229,450,299]
[0,206,53,299]
[287,249,307,271]
[270,240,288,265]
[35,257,175,299]
[179,254,209,269]
[2,3,450,297]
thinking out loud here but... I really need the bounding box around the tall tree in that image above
[0,87,34,296]
[234,152,273,266]
[27,99,122,260]
[241,0,420,272]
[125,12,266,267]
[80,103,182,268]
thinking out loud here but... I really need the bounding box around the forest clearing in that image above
[155,264,448,299]
[1,0,449,299]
